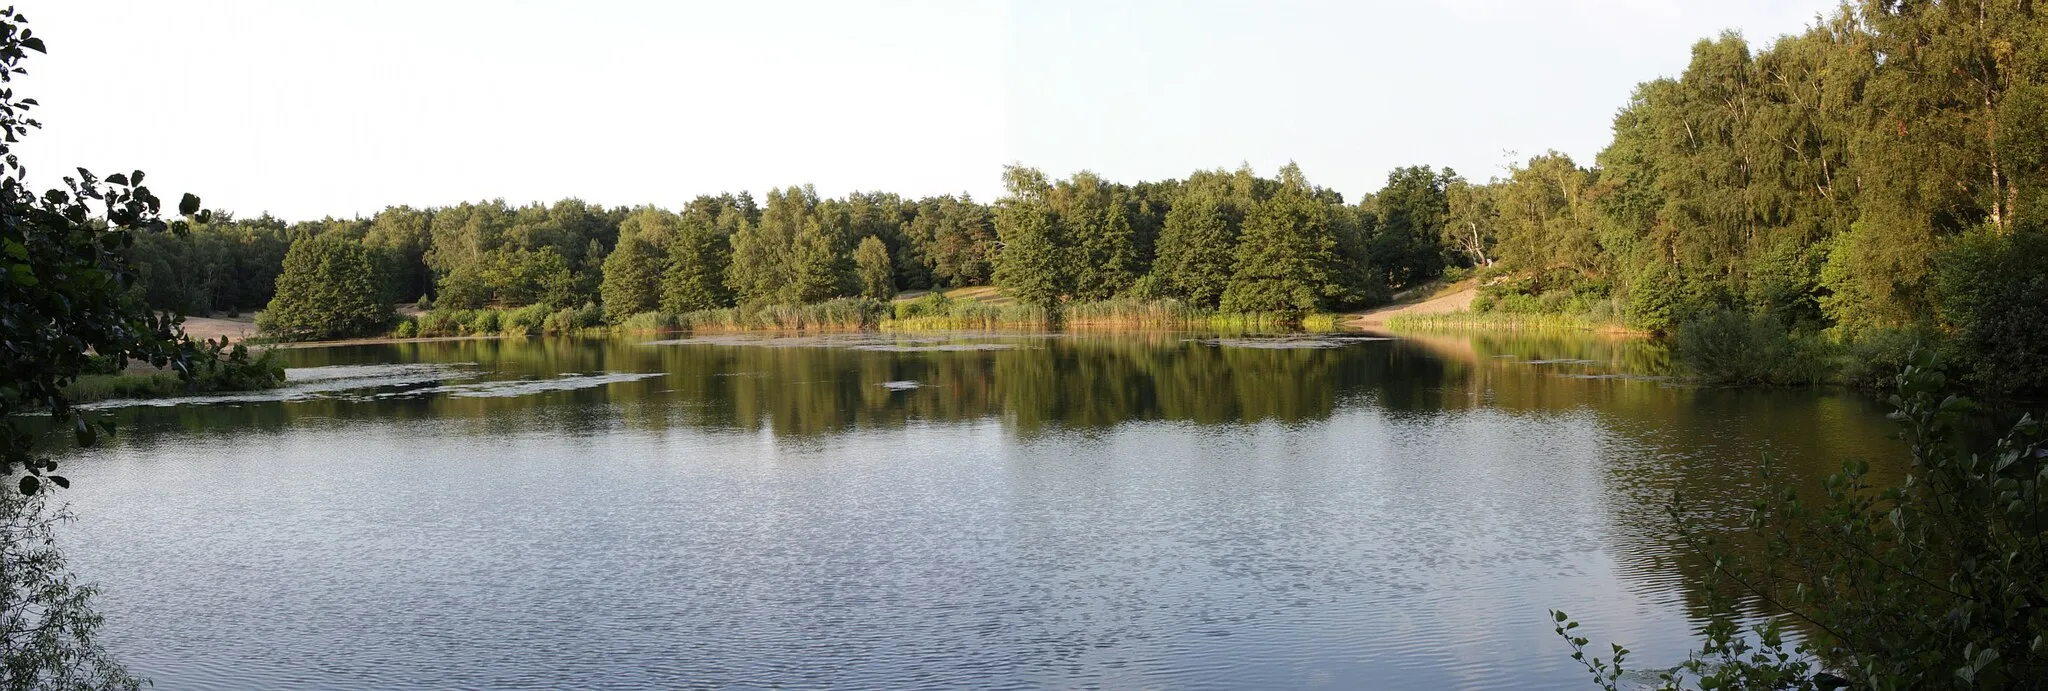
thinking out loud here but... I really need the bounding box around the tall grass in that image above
[62,372,184,403]
[671,297,891,332]
[1062,298,1201,326]
[1060,297,1341,331]
[882,292,1050,329]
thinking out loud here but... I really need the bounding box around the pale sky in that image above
[17,0,1838,221]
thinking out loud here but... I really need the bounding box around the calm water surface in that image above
[54,331,1905,689]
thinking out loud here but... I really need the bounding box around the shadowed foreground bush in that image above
[2,490,146,689]
[1554,358,2048,689]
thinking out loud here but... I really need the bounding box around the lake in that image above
[53,330,1906,689]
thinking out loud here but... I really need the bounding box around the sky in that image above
[15,0,1840,221]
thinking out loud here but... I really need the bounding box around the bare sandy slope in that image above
[1347,284,1477,329]
[181,315,259,343]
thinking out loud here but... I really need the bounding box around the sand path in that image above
[1347,285,1477,329]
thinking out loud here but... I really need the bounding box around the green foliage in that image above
[599,235,662,325]
[1151,192,1239,309]
[902,194,994,288]
[1931,228,2048,395]
[729,186,850,306]
[502,303,549,335]
[541,302,601,333]
[1367,166,1453,289]
[1557,360,2048,689]
[1672,310,1841,386]
[2,491,145,690]
[259,233,394,341]
[853,235,896,300]
[659,206,736,313]
[883,294,1050,330]
[1219,170,1338,315]
[991,168,1071,310]
[128,213,291,315]
[181,338,287,393]
[66,338,287,404]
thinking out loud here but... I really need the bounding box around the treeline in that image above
[144,164,1457,338]
[1428,3,2048,391]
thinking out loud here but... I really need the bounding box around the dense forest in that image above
[139,0,2047,390]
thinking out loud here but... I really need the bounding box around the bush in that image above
[1672,310,1839,386]
[391,319,418,338]
[541,302,602,333]
[1932,227,2048,395]
[183,338,287,393]
[1,491,146,690]
[467,309,502,335]
[503,304,550,335]
[894,292,953,320]
[1838,327,1928,393]
[416,311,459,337]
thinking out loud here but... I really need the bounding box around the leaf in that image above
[49,475,68,489]
[178,192,200,217]
[17,475,36,495]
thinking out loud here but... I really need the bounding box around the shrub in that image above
[541,302,602,333]
[503,304,549,335]
[392,319,418,338]
[1,491,146,690]
[1838,327,1928,393]
[467,309,502,335]
[1932,227,2048,395]
[183,337,287,393]
[416,311,459,337]
[894,292,953,320]
[1672,310,1839,386]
